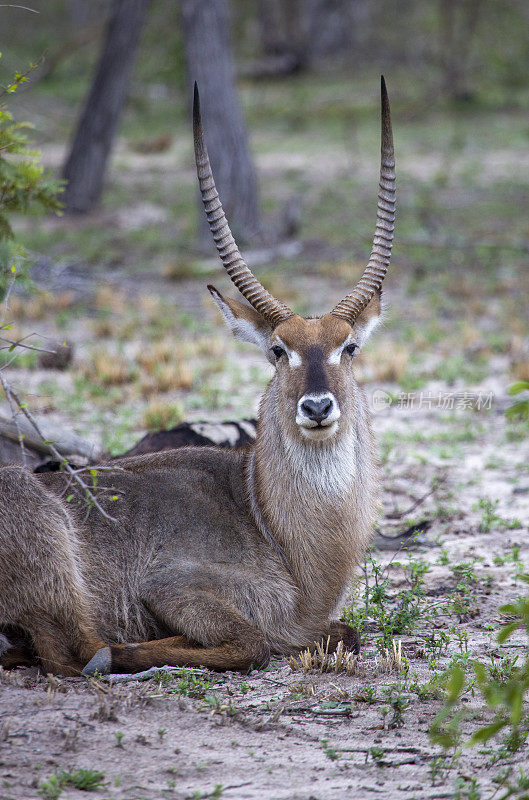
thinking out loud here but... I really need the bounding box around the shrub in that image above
[0,56,63,302]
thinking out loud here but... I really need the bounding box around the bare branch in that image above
[0,5,39,11]
[0,336,57,354]
[1,381,27,467]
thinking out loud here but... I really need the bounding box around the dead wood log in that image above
[0,412,101,464]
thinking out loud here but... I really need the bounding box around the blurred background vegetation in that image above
[0,0,528,452]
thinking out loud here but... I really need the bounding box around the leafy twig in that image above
[0,335,56,354]
[0,373,116,522]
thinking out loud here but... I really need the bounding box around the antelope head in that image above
[193,78,395,444]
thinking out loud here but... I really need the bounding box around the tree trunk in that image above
[62,0,151,214]
[181,0,260,245]
[438,0,483,101]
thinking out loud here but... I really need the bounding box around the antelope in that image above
[0,77,395,677]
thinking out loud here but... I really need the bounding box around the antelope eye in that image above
[271,345,285,360]
[343,343,357,356]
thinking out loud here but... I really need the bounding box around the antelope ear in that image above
[208,285,272,352]
[353,288,383,346]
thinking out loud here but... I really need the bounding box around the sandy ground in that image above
[1,393,528,799]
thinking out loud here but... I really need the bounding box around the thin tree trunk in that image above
[181,0,260,244]
[62,0,151,214]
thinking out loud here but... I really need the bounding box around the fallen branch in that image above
[97,665,208,683]
[0,410,100,460]
[385,488,435,520]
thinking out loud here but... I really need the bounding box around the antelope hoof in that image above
[82,646,112,677]
[327,622,361,654]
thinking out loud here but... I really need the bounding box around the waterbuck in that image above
[0,78,395,677]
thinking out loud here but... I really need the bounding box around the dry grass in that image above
[142,400,184,430]
[376,640,408,675]
[288,638,363,677]
[364,342,409,383]
[140,363,194,395]
[94,286,127,314]
[137,341,176,371]
[91,317,121,339]
[78,350,136,386]
[7,291,75,320]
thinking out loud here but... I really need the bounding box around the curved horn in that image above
[332,76,395,325]
[193,83,295,328]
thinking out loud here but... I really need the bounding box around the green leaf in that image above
[507,682,523,725]
[473,660,487,686]
[499,603,520,615]
[507,381,529,395]
[430,729,457,749]
[497,621,520,643]
[506,400,529,419]
[469,719,506,743]
[446,667,465,702]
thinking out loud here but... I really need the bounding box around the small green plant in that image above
[454,775,482,800]
[358,685,378,704]
[409,672,444,701]
[40,769,105,798]
[370,745,385,765]
[430,753,459,787]
[174,667,212,699]
[422,629,451,659]
[115,731,124,748]
[342,552,429,649]
[321,738,341,760]
[474,498,522,533]
[60,769,105,791]
[431,575,529,755]
[488,653,519,684]
[187,786,224,800]
[39,773,62,800]
[492,766,529,799]
[506,381,529,423]
[384,684,410,729]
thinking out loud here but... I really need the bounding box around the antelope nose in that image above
[301,397,333,423]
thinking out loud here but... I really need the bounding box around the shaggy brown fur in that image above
[0,301,379,676]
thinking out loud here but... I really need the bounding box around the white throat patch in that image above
[282,428,357,497]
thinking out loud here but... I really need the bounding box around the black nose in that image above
[301,396,333,424]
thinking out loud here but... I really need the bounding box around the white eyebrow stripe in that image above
[327,334,354,364]
[275,336,302,367]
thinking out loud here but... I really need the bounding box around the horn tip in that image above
[193,82,201,127]
[380,75,389,104]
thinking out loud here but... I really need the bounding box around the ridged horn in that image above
[332,76,395,325]
[193,82,295,328]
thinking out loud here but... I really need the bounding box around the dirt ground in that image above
[2,74,529,798]
[1,388,528,799]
